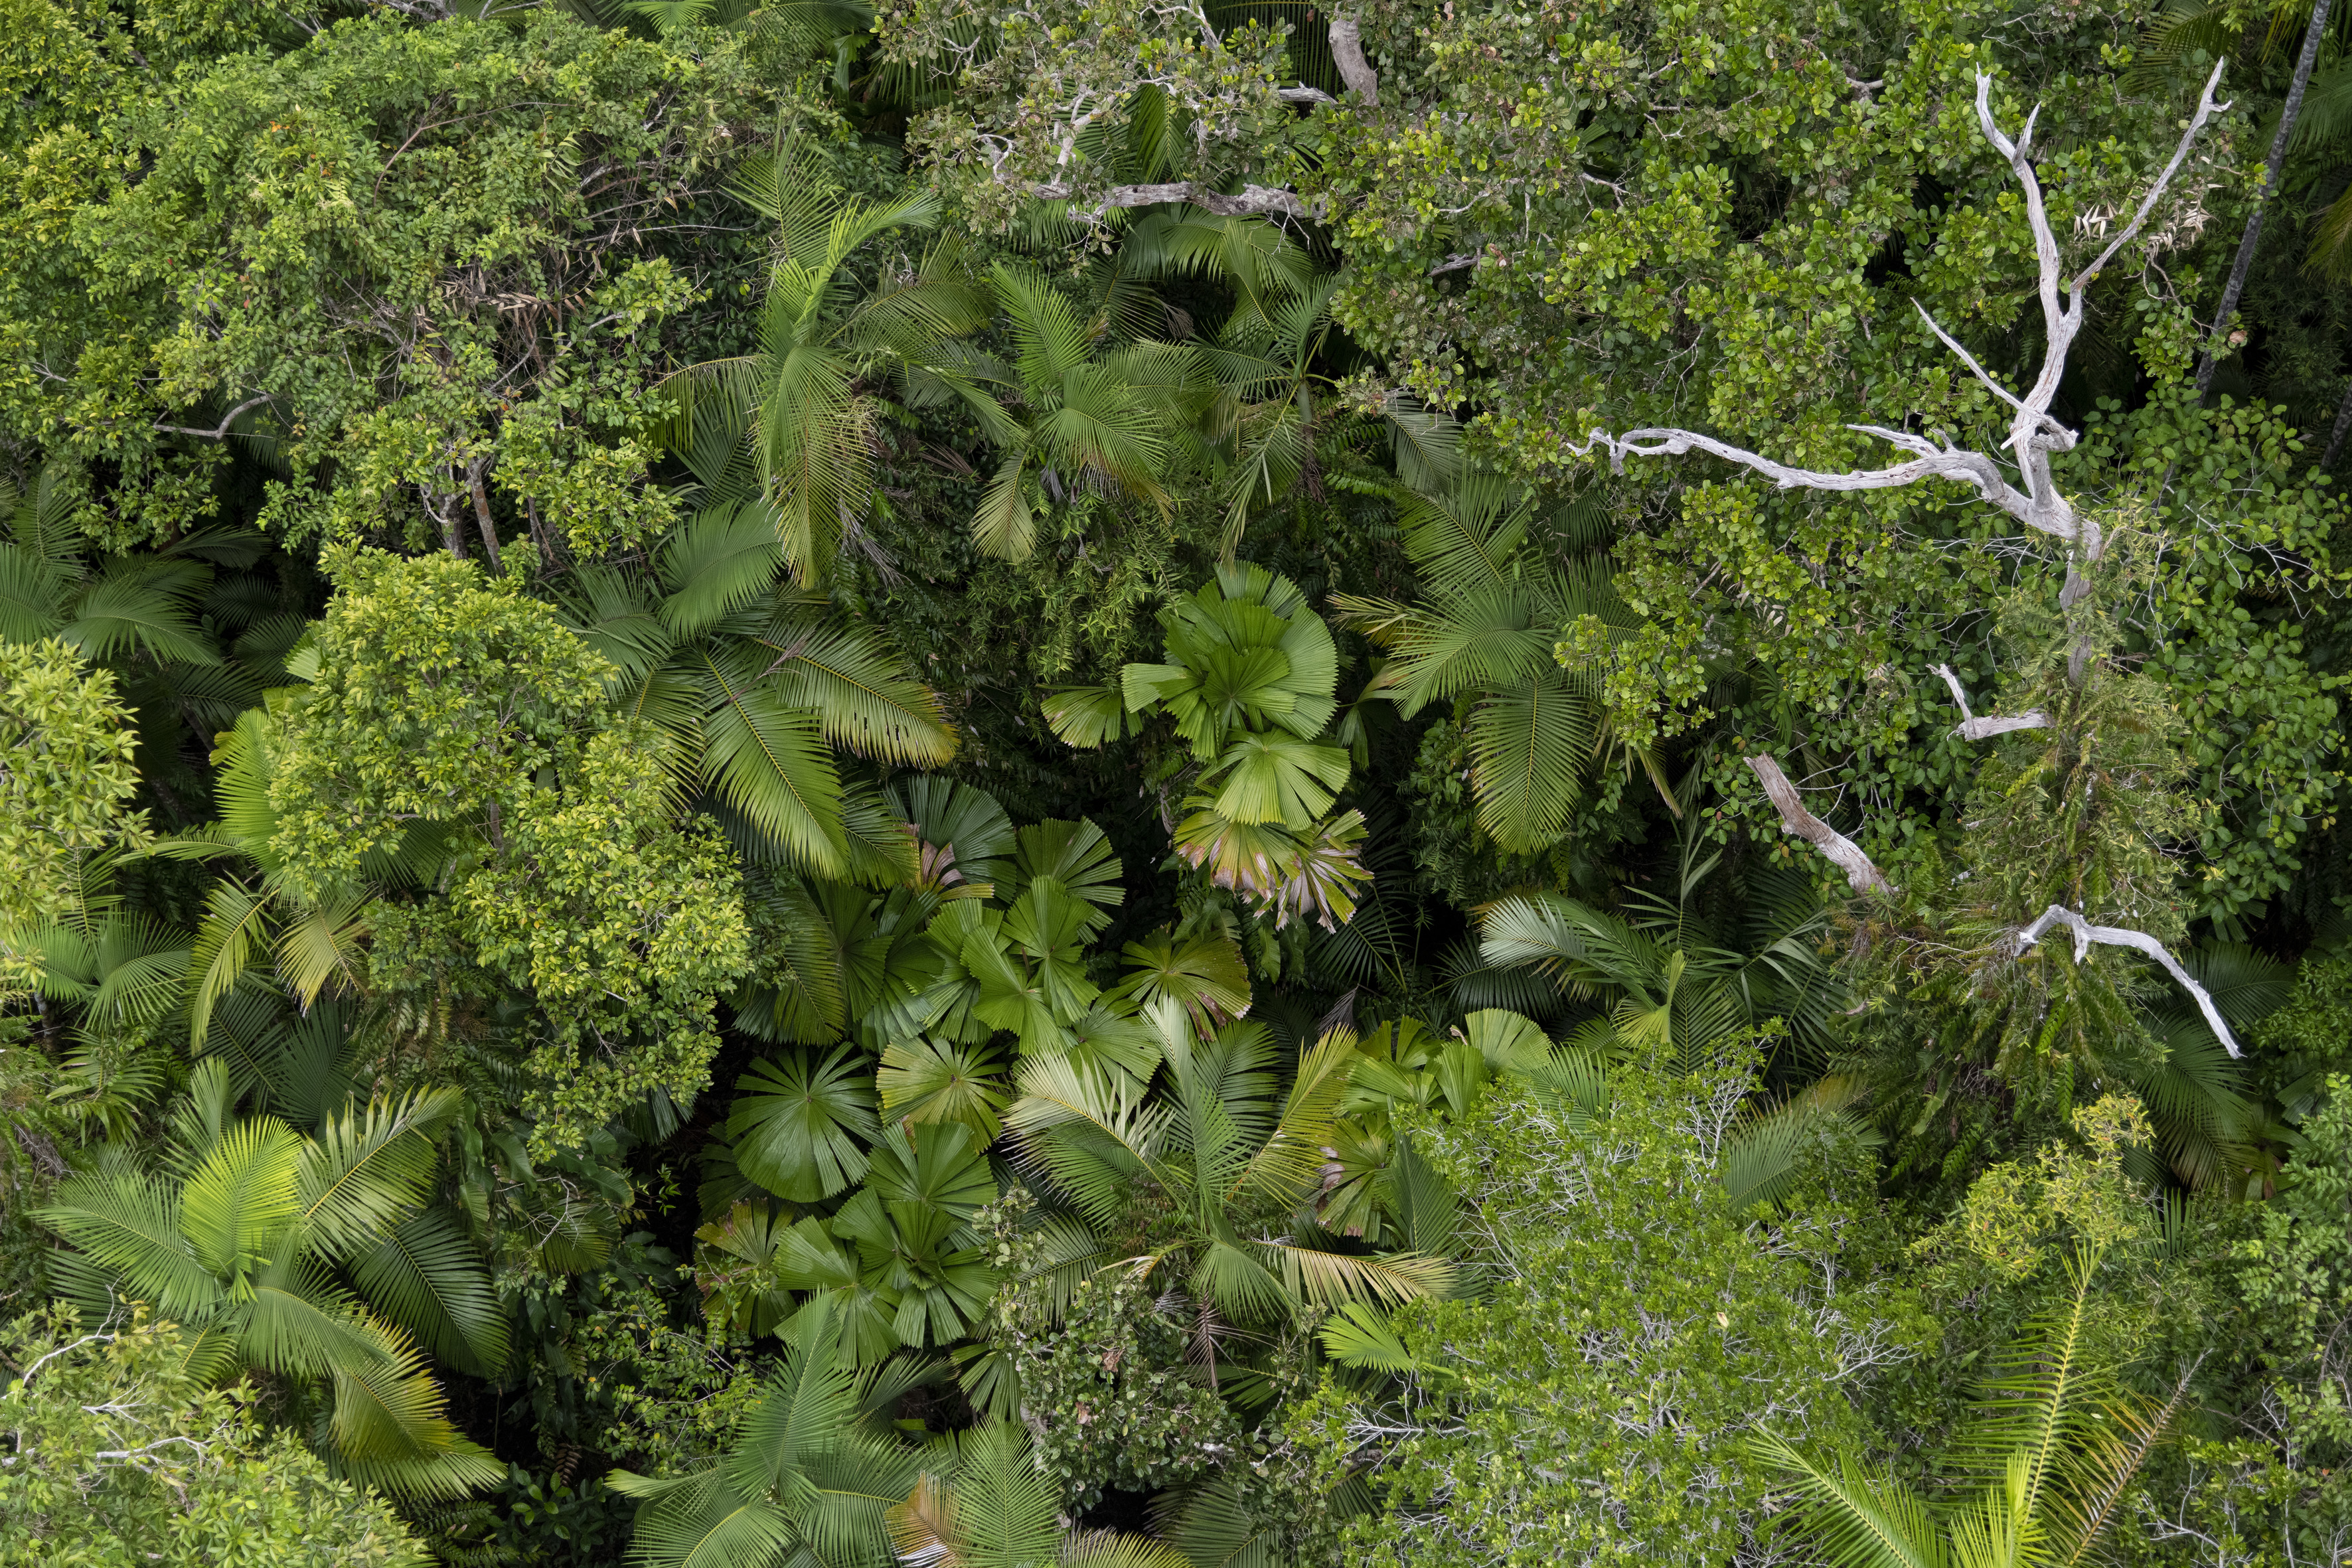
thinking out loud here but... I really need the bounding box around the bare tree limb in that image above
[151,394,276,441]
[1567,422,2045,530]
[2016,904,2240,1057]
[1329,13,1379,106]
[1564,62,2230,566]
[1277,86,1336,106]
[1033,180,1316,220]
[1745,753,1891,897]
[1930,663,2048,740]
[18,1331,118,1386]
[1911,299,2023,413]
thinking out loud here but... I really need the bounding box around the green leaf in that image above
[864,1120,999,1223]
[351,1210,510,1375]
[1319,1300,1418,1372]
[729,1048,880,1202]
[1466,670,1595,854]
[1203,734,1351,828]
[878,1035,1010,1141]
[1111,927,1253,1027]
[755,617,958,767]
[698,666,847,876]
[658,499,787,636]
[1041,682,1132,747]
[296,1088,459,1263]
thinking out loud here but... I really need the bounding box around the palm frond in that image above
[1749,1431,1949,1568]
[351,1209,510,1375]
[179,1115,304,1285]
[698,662,848,874]
[36,1174,219,1317]
[296,1087,461,1260]
[660,500,788,636]
[1249,1237,1454,1308]
[754,618,958,766]
[1466,670,1595,853]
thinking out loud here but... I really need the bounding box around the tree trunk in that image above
[2325,371,2352,469]
[431,483,467,560]
[1328,12,1378,106]
[468,457,503,574]
[2195,0,2335,398]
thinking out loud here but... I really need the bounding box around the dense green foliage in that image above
[2,0,2350,1563]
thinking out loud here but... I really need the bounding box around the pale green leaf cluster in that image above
[268,548,613,894]
[0,1306,430,1568]
[0,639,150,949]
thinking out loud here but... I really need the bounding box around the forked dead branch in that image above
[1574,66,2243,1056]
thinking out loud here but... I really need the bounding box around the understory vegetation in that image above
[5,0,2352,1563]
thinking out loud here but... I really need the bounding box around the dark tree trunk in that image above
[2196,0,2335,399]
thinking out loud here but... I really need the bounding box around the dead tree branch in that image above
[1745,754,1891,897]
[466,454,503,572]
[152,394,277,441]
[1020,12,1375,220]
[1032,180,1316,220]
[2017,905,2240,1057]
[2195,0,2331,396]
[1930,663,2048,740]
[1566,61,2230,564]
[13,1125,67,1178]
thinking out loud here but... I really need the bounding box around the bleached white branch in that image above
[1008,13,1378,224]
[1568,423,2045,532]
[1745,754,1891,897]
[1972,60,2229,553]
[1930,663,2048,740]
[17,1332,118,1387]
[153,394,276,441]
[1031,179,1316,220]
[2016,904,2240,1056]
[1911,300,2023,413]
[1565,61,2231,566]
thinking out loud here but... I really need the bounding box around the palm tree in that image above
[1316,1010,1548,1242]
[1197,272,1345,556]
[659,147,988,584]
[561,497,958,880]
[1045,563,1372,927]
[1006,997,1454,1330]
[12,848,193,1142]
[1754,1244,2189,1568]
[607,1296,928,1568]
[931,262,1203,563]
[0,463,224,666]
[890,1421,1188,1568]
[1000,203,1469,559]
[1474,871,1871,1209]
[1475,860,1845,1073]
[1334,473,1667,855]
[37,1059,504,1496]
